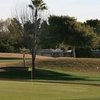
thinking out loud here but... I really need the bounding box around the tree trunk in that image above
[31,33,36,79]
[72,46,76,57]
[31,49,36,79]
[23,53,25,67]
[31,9,37,79]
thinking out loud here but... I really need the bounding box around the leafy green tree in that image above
[66,22,99,57]
[85,19,100,49]
[76,48,93,58]
[7,18,24,51]
[28,0,47,78]
[47,16,76,48]
[85,19,100,34]
[0,18,25,52]
[42,15,99,57]
[0,19,15,52]
[23,21,34,50]
[0,31,16,52]
[39,20,50,48]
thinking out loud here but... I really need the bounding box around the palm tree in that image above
[28,0,47,79]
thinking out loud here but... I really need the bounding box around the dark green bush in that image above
[76,48,93,58]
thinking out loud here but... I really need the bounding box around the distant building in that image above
[91,50,100,58]
[41,49,72,57]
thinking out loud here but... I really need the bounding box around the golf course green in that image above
[0,53,100,100]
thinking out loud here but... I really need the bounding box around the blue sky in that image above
[0,0,100,22]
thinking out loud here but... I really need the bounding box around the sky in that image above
[0,0,100,22]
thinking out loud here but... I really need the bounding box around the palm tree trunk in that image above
[29,0,47,79]
[31,30,36,79]
[31,9,37,79]
[31,48,36,79]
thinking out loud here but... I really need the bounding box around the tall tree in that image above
[85,19,100,49]
[85,19,100,34]
[0,18,24,52]
[39,20,50,48]
[28,0,47,79]
[66,22,99,57]
[42,15,99,57]
[7,18,24,51]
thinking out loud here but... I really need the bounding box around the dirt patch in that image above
[0,53,31,58]
[0,62,18,67]
[0,53,53,60]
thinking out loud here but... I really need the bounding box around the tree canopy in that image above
[40,15,99,57]
[41,15,98,47]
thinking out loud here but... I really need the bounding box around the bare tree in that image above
[12,0,48,79]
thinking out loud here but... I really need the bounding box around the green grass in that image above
[0,67,100,86]
[0,80,100,100]
[0,56,100,84]
[0,54,100,100]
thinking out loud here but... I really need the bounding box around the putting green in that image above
[0,80,100,100]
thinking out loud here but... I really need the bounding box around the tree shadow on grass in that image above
[0,67,99,83]
[35,68,85,81]
[0,67,31,80]
[0,67,85,81]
